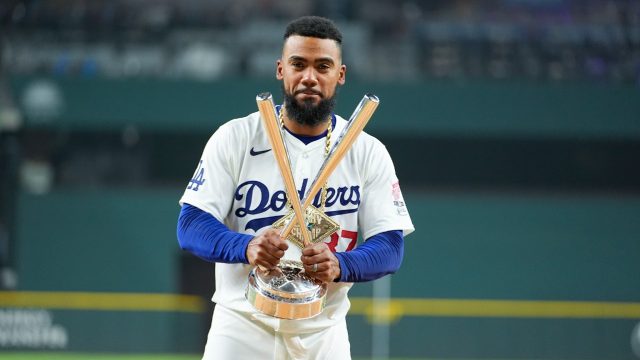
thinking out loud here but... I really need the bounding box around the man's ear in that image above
[338,64,346,85]
[276,59,284,80]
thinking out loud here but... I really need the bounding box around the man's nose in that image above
[301,68,318,86]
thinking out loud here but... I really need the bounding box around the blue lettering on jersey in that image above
[187,160,206,191]
[234,178,361,232]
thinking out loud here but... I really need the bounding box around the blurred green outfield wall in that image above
[9,76,640,138]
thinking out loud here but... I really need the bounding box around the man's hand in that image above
[246,228,288,270]
[301,242,341,283]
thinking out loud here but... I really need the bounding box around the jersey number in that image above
[187,160,206,191]
[326,230,358,252]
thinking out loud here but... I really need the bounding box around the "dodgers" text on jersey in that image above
[234,178,360,217]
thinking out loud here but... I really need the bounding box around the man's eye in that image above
[292,62,304,68]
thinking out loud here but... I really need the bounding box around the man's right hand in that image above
[246,228,288,270]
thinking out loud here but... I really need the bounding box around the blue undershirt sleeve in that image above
[177,203,404,279]
[333,230,404,282]
[177,203,253,264]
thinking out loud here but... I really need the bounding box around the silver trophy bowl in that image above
[245,260,328,320]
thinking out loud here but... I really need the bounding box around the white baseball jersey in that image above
[179,110,414,334]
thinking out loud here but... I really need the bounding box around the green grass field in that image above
[0,355,199,360]
[0,355,428,360]
[0,354,431,360]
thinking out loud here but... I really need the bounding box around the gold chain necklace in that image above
[278,106,332,211]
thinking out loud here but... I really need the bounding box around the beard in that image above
[282,86,337,127]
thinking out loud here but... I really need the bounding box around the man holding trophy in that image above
[177,16,414,360]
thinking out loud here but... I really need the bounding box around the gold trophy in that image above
[245,92,379,319]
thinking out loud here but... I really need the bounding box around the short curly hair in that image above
[283,16,342,45]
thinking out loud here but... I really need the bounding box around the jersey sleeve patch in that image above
[391,181,408,216]
[187,159,206,191]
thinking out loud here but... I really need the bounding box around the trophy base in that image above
[245,260,327,320]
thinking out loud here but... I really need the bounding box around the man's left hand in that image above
[301,242,341,283]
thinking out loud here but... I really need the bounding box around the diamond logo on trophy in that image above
[272,205,340,249]
[245,92,379,320]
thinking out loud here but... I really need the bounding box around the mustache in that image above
[294,88,322,97]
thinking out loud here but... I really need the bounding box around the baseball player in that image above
[177,16,414,360]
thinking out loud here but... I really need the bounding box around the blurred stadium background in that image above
[1,0,640,359]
